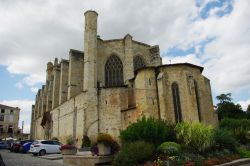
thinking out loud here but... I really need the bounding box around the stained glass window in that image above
[105,55,124,87]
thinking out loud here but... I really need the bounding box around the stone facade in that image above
[30,10,218,146]
[0,104,20,139]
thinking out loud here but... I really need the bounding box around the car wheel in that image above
[39,150,46,156]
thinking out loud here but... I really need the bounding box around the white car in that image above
[29,140,62,156]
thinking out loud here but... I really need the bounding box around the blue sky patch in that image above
[0,65,35,100]
[199,0,233,19]
[162,37,216,61]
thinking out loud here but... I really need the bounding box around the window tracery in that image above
[105,55,124,87]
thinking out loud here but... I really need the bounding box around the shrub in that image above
[213,128,237,152]
[113,141,154,166]
[120,116,175,146]
[157,142,181,156]
[219,118,250,144]
[97,133,114,146]
[110,140,120,155]
[81,135,91,148]
[175,122,214,153]
[66,135,74,145]
[237,147,250,158]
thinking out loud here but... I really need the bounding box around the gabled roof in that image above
[0,104,20,110]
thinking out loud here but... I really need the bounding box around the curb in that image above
[217,158,250,166]
[38,155,63,160]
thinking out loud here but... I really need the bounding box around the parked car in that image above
[29,140,62,156]
[0,141,10,149]
[10,140,33,152]
[21,142,33,153]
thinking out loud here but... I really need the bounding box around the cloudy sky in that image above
[0,0,249,133]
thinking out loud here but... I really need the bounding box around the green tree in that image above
[216,93,245,120]
[247,104,250,114]
[216,93,232,104]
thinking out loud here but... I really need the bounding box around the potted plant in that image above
[60,135,77,155]
[81,135,91,151]
[97,133,113,156]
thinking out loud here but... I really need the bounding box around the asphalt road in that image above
[0,149,71,166]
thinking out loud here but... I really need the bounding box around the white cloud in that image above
[0,100,34,133]
[238,99,250,111]
[162,0,250,96]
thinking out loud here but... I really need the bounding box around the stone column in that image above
[59,59,69,104]
[35,91,40,119]
[83,10,98,91]
[41,85,47,116]
[52,59,61,109]
[46,62,53,112]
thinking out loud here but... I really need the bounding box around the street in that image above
[0,149,71,166]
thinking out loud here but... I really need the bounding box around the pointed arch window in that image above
[105,55,124,87]
[133,56,145,71]
[172,82,182,123]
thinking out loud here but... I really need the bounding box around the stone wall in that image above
[99,87,128,140]
[68,50,84,99]
[157,64,217,124]
[135,68,159,118]
[96,37,161,87]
